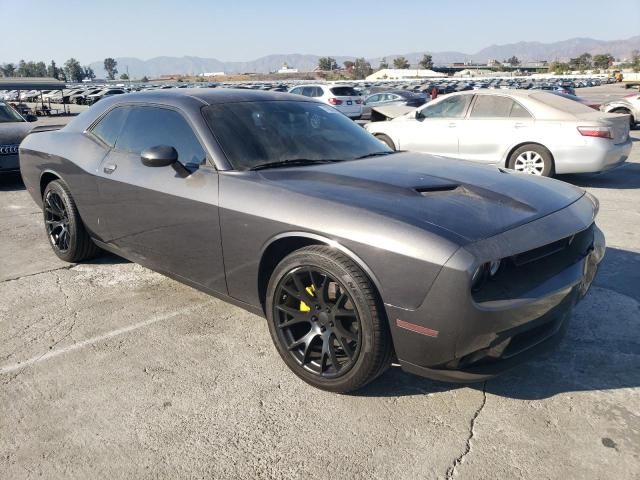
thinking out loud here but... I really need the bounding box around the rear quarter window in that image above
[90,106,129,147]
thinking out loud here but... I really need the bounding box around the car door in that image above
[457,95,534,164]
[396,94,472,157]
[93,105,226,294]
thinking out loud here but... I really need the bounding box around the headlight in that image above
[488,259,501,276]
[471,260,501,292]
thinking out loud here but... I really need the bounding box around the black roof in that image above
[123,88,311,105]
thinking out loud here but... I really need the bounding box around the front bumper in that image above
[386,195,605,382]
[0,153,20,173]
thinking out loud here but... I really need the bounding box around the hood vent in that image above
[414,184,459,195]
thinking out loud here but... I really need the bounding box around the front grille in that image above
[473,223,595,302]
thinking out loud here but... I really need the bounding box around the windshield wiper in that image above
[249,158,341,171]
[353,151,394,160]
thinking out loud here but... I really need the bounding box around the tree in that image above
[353,58,372,79]
[506,56,520,66]
[141,76,149,82]
[0,63,16,77]
[549,61,570,74]
[83,66,96,80]
[569,53,592,71]
[593,53,613,69]
[64,58,84,82]
[317,57,337,71]
[393,56,410,69]
[47,60,59,79]
[343,60,355,72]
[418,54,433,69]
[103,57,118,80]
[120,73,129,80]
[378,57,389,70]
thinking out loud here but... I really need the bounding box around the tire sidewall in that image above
[266,249,380,392]
[43,180,81,262]
[508,144,554,177]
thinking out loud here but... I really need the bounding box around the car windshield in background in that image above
[203,101,391,170]
[330,87,358,96]
[0,103,25,123]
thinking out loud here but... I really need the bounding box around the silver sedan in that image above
[365,90,632,176]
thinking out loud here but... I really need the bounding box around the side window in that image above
[313,87,324,97]
[420,95,472,119]
[290,87,302,95]
[510,101,532,118]
[366,94,380,104]
[90,106,129,147]
[469,96,516,118]
[116,107,206,165]
[301,87,314,97]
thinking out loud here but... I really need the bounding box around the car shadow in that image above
[83,253,130,266]
[355,246,640,400]
[0,173,25,191]
[557,162,640,190]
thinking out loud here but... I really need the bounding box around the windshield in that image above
[203,101,391,170]
[0,103,25,123]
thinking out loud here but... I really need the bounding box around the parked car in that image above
[365,90,631,176]
[20,89,605,392]
[0,101,37,174]
[362,91,427,120]
[69,88,102,105]
[86,88,126,105]
[288,84,362,118]
[600,92,639,130]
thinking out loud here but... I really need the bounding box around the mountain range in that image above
[88,36,640,78]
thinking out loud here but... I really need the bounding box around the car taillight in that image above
[577,126,613,139]
[328,98,342,105]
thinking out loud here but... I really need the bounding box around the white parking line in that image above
[0,301,214,376]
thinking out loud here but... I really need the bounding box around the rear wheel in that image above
[508,144,554,177]
[43,180,100,262]
[375,134,396,151]
[266,246,392,393]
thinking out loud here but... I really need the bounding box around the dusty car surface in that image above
[0,101,37,174]
[365,89,631,176]
[19,89,605,392]
[600,91,639,130]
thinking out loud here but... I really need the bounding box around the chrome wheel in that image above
[44,191,70,252]
[514,151,545,175]
[273,266,362,378]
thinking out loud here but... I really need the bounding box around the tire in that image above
[507,144,554,177]
[42,179,101,263]
[266,245,392,393]
[375,134,396,151]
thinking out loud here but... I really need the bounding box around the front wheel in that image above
[508,144,554,177]
[43,180,101,262]
[266,246,392,393]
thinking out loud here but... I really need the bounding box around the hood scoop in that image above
[414,184,459,195]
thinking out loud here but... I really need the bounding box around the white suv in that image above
[288,84,363,119]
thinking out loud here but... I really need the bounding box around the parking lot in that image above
[1,84,639,479]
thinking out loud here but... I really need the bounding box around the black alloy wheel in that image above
[266,246,392,393]
[273,266,362,378]
[44,190,71,253]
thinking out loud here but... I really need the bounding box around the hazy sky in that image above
[2,0,639,64]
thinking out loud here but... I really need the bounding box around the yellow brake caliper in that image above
[299,285,315,312]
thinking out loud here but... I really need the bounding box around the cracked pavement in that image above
[1,87,639,479]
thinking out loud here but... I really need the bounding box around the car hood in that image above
[258,152,585,244]
[1,122,33,145]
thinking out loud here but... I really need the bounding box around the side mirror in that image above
[141,145,178,167]
[26,114,38,122]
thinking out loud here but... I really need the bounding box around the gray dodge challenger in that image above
[19,89,605,392]
[1,101,37,174]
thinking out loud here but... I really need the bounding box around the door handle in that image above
[103,164,117,174]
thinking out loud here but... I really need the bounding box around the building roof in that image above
[0,77,66,90]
